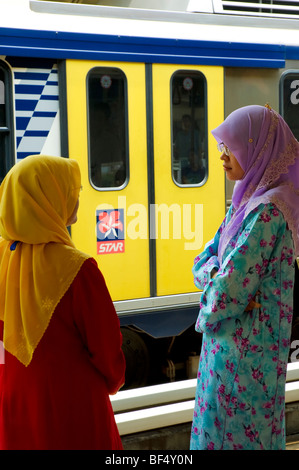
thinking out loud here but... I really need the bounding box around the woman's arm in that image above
[192,206,233,290]
[196,204,292,333]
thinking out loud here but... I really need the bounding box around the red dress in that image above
[0,258,125,450]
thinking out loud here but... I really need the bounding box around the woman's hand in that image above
[211,269,218,279]
[245,299,261,311]
[245,291,261,311]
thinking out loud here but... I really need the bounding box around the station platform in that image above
[286,437,299,450]
[121,401,299,451]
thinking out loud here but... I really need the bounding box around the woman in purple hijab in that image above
[190,105,299,450]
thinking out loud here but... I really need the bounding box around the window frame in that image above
[86,66,130,192]
[170,69,208,188]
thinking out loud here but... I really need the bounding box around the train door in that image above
[151,65,225,296]
[65,60,150,301]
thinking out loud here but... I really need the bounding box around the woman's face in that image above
[220,145,245,181]
[66,198,79,227]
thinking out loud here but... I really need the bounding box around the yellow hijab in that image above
[0,155,90,366]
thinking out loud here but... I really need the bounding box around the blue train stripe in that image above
[14,72,52,81]
[17,151,42,159]
[24,131,49,137]
[32,111,57,118]
[15,84,45,94]
[15,100,37,111]
[46,81,59,86]
[16,117,31,130]
[39,95,59,101]
[0,27,288,68]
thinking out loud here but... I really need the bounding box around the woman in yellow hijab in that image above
[0,155,125,450]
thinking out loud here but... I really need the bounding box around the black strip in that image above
[57,60,71,237]
[57,60,69,158]
[0,61,14,183]
[145,64,157,297]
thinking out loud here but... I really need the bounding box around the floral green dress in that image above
[190,203,294,450]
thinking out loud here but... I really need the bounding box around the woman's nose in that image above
[220,153,228,161]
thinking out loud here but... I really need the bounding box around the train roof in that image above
[1,0,299,67]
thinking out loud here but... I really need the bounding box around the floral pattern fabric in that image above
[190,203,294,450]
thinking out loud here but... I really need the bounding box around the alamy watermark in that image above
[290,340,299,362]
[96,196,204,251]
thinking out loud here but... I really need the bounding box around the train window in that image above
[280,71,299,141]
[0,62,14,183]
[171,71,207,186]
[87,68,129,190]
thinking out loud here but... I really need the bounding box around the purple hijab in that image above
[212,105,299,263]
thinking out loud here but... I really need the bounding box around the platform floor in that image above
[121,401,299,450]
[286,435,299,450]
